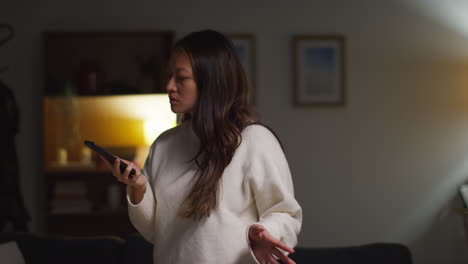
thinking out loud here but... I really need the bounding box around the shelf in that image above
[47,169,113,180]
[42,30,170,238]
[50,208,128,217]
[44,31,173,96]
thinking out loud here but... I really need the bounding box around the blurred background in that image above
[2,0,468,263]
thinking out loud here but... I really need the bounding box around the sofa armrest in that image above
[123,233,153,264]
[289,243,412,264]
[0,232,126,264]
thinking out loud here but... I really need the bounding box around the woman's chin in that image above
[170,106,184,115]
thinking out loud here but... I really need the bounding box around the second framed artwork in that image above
[228,34,256,104]
[293,35,346,106]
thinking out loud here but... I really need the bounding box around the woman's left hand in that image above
[248,224,296,264]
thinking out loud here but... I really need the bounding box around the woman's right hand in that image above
[99,156,147,191]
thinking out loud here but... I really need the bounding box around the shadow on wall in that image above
[409,194,468,264]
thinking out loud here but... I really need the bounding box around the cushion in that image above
[0,241,25,264]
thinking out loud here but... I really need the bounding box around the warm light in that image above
[144,118,177,146]
[77,94,175,121]
[44,94,177,169]
[76,94,177,146]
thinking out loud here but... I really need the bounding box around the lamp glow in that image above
[76,94,177,146]
[144,118,176,146]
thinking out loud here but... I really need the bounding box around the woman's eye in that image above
[175,76,188,82]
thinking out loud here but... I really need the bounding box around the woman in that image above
[102,29,302,264]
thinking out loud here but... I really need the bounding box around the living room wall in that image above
[2,0,468,263]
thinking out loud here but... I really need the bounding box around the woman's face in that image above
[166,52,198,115]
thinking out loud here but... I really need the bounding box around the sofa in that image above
[0,232,412,264]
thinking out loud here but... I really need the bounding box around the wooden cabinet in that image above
[44,31,173,96]
[45,169,136,237]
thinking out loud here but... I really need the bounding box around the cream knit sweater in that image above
[127,121,302,263]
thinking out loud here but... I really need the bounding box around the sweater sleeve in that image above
[126,143,157,243]
[244,126,303,252]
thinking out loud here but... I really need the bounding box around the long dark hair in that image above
[173,30,256,219]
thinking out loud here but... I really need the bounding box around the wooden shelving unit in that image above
[42,30,173,237]
[45,169,136,237]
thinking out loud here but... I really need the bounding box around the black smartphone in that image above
[84,140,136,177]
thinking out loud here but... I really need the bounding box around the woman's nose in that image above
[166,77,176,93]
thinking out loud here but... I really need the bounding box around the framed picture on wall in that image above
[228,34,256,104]
[293,35,345,106]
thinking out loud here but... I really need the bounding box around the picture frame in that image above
[228,34,256,104]
[293,35,346,106]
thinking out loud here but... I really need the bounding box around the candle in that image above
[58,148,67,165]
[81,147,92,164]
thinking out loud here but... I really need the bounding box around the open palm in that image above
[249,224,296,264]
